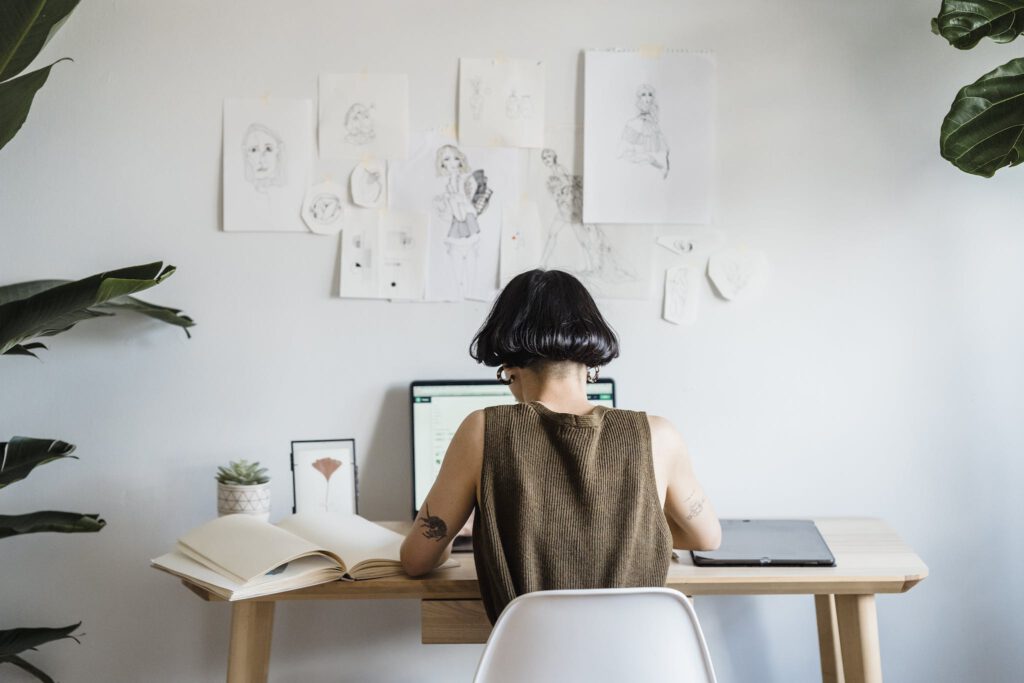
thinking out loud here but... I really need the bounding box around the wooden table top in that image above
[184,517,927,603]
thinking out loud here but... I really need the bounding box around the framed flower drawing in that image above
[291,439,358,515]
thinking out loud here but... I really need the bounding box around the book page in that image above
[152,551,341,601]
[277,512,404,573]
[178,514,341,583]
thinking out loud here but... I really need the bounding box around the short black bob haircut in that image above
[469,269,619,369]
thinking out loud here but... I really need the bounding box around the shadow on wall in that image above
[359,385,413,521]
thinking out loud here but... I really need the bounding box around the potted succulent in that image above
[216,460,271,521]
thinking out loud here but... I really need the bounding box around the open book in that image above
[151,512,454,600]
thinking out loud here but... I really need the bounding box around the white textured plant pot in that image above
[217,482,271,522]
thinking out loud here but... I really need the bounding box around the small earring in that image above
[586,367,600,384]
[497,366,514,385]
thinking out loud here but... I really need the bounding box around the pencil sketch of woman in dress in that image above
[539,148,637,291]
[242,123,287,192]
[434,144,493,298]
[619,84,669,179]
[344,102,376,146]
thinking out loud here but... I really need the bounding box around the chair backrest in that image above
[472,587,717,683]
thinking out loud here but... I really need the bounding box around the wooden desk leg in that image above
[834,594,882,683]
[814,595,845,683]
[227,601,275,683]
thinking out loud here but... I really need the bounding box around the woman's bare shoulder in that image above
[646,414,686,449]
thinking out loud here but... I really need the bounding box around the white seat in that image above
[472,587,717,683]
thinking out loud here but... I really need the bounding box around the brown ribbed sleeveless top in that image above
[472,401,672,624]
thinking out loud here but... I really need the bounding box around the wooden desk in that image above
[180,517,927,683]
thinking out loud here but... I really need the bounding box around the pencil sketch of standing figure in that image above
[434,144,494,297]
[242,123,287,192]
[539,148,636,289]
[344,102,376,145]
[619,83,669,179]
[468,77,489,121]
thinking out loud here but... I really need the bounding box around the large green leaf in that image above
[0,0,80,81]
[932,1,1024,49]
[0,654,56,683]
[0,623,80,659]
[0,58,66,152]
[0,438,76,489]
[0,262,181,355]
[0,511,105,539]
[940,57,1024,176]
[0,278,195,342]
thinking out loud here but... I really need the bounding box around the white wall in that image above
[2,0,1022,680]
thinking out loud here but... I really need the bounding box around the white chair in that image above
[472,587,717,683]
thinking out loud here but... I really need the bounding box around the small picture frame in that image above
[291,439,358,515]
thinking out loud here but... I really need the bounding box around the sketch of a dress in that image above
[468,77,489,121]
[539,148,636,289]
[344,102,376,145]
[619,84,669,179]
[242,123,287,191]
[435,144,493,297]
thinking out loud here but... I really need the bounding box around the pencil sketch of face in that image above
[310,193,342,224]
[636,84,658,117]
[436,145,469,177]
[242,124,286,191]
[541,149,557,168]
[344,102,376,145]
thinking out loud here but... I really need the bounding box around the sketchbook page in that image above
[351,160,388,208]
[338,209,380,299]
[526,126,654,300]
[277,512,404,572]
[582,49,714,224]
[500,200,544,287]
[707,247,769,301]
[223,98,312,232]
[663,265,699,324]
[301,180,347,234]
[378,209,428,300]
[459,58,545,148]
[389,132,520,301]
[177,514,338,584]
[319,73,409,160]
[338,209,428,300]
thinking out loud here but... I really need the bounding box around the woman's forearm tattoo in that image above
[685,496,706,520]
[418,504,448,542]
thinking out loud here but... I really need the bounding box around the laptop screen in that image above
[409,379,616,516]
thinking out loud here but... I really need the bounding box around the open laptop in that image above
[410,378,616,550]
[690,519,836,567]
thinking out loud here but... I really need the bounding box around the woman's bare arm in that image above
[650,415,722,551]
[400,410,482,576]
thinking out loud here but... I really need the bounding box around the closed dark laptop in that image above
[691,519,836,567]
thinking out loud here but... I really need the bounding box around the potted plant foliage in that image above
[2,5,195,679]
[216,460,272,521]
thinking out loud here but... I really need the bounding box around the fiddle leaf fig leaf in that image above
[0,59,67,152]
[0,438,76,489]
[932,1,1024,49]
[0,0,80,81]
[940,57,1024,177]
[0,623,80,658]
[0,262,189,355]
[0,511,105,539]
